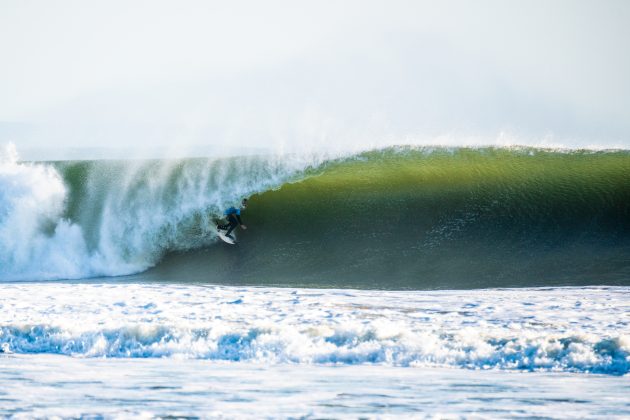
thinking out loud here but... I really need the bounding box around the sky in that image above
[1,0,629,158]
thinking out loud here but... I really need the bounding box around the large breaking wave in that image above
[1,143,629,287]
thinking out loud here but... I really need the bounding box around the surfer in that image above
[217,198,248,240]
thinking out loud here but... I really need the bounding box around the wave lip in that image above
[1,284,628,375]
[0,143,324,281]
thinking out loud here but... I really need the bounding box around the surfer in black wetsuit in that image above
[217,198,248,239]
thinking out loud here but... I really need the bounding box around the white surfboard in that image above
[217,229,236,245]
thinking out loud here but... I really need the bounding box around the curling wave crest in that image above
[0,143,323,281]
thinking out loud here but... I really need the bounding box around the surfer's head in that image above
[241,198,248,209]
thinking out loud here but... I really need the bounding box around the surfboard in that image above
[217,229,236,245]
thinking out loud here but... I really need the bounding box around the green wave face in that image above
[154,147,630,289]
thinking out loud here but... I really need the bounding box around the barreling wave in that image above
[0,143,321,281]
[1,143,629,288]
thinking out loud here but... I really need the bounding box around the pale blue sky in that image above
[1,0,629,157]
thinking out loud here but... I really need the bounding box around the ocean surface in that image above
[1,145,629,417]
[3,355,629,418]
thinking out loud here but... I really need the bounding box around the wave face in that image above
[158,147,630,289]
[1,284,628,375]
[2,145,630,287]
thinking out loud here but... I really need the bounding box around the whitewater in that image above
[2,284,629,373]
[1,283,629,417]
[0,142,317,281]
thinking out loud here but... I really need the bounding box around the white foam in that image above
[0,284,628,374]
[0,144,93,280]
[0,143,325,281]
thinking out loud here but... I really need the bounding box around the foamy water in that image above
[2,356,629,418]
[0,143,325,281]
[1,283,629,418]
[1,284,628,374]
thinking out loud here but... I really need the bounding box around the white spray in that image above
[0,143,325,281]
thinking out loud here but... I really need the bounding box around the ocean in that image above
[1,145,629,418]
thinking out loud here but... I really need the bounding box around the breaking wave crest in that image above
[0,143,322,280]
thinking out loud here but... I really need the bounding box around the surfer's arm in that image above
[236,214,247,229]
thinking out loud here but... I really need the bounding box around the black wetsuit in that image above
[218,213,242,237]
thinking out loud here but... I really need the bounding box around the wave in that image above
[2,323,628,374]
[1,144,629,287]
[0,143,323,280]
[1,284,628,375]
